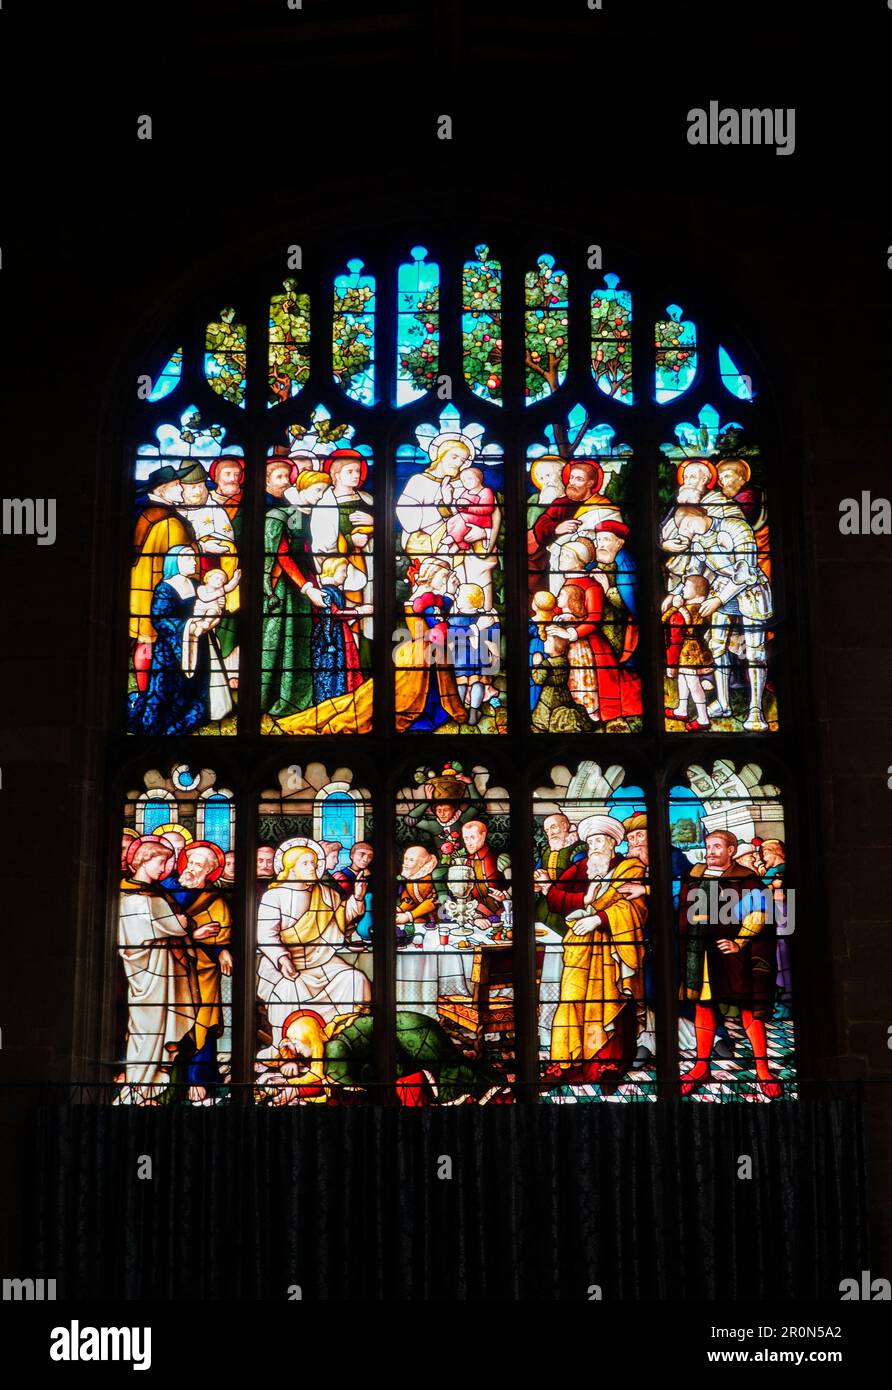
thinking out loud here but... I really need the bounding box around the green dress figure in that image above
[261,501,317,720]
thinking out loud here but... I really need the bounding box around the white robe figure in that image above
[396,468,451,553]
[256,882,371,1046]
[118,891,198,1087]
[179,500,236,554]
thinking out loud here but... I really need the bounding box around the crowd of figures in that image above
[115,791,789,1104]
[532,799,788,1097]
[660,456,772,731]
[117,824,235,1103]
[394,428,504,732]
[128,457,244,734]
[127,436,771,737]
[262,446,374,734]
[526,454,642,732]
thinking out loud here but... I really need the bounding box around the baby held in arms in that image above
[193,566,241,621]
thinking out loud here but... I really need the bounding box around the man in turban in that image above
[545,813,647,1084]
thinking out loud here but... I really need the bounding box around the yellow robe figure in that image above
[186,890,231,1054]
[130,506,194,643]
[551,856,647,1064]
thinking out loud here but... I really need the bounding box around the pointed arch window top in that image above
[397,245,440,407]
[333,257,376,405]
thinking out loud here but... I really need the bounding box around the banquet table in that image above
[352,922,565,1047]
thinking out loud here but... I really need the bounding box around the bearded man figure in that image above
[545,814,647,1084]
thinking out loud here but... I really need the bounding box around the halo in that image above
[154,822,194,845]
[281,1009,328,1038]
[273,836,326,879]
[177,840,226,883]
[561,458,604,493]
[209,455,244,483]
[324,448,369,490]
[716,457,751,484]
[427,431,476,465]
[126,834,173,872]
[529,454,564,491]
[676,457,717,489]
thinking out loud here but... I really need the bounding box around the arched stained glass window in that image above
[527,407,640,733]
[115,236,799,1108]
[462,243,502,403]
[659,404,774,733]
[127,409,244,736]
[655,303,697,403]
[591,273,633,404]
[333,258,376,404]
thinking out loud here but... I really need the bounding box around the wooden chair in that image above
[437,946,545,1057]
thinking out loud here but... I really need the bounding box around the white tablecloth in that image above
[353,926,565,1047]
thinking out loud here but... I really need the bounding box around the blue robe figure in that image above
[311,583,363,705]
[128,548,210,735]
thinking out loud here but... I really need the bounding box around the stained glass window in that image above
[462,244,503,404]
[148,347,182,402]
[718,345,755,401]
[118,766,235,1104]
[527,408,641,732]
[333,258,376,405]
[591,273,633,404]
[261,408,373,734]
[659,404,775,733]
[394,763,512,1100]
[117,239,798,1107]
[655,303,697,403]
[128,409,243,736]
[255,764,373,1104]
[533,762,653,1101]
[269,278,310,406]
[205,306,247,407]
[396,246,439,406]
[671,760,793,1101]
[525,252,569,403]
[395,406,506,733]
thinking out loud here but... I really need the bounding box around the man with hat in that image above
[616,811,656,1064]
[129,462,197,687]
[403,766,482,845]
[545,813,647,1083]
